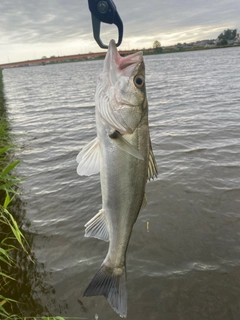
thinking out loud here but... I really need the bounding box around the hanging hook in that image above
[88,0,123,49]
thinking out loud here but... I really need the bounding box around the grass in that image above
[0,68,28,318]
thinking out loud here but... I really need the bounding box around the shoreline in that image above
[1,43,240,69]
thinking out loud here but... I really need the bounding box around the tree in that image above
[153,40,161,48]
[153,40,162,53]
[217,29,237,45]
[220,39,228,46]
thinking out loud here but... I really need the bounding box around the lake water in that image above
[3,46,240,320]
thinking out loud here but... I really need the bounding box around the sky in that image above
[0,0,239,64]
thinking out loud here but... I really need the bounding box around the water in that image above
[3,47,240,319]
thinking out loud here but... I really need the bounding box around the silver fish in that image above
[76,39,157,317]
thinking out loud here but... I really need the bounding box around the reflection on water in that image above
[2,47,240,319]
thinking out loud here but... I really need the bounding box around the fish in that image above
[76,39,157,318]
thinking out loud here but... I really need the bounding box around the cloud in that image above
[0,1,91,44]
[0,0,239,63]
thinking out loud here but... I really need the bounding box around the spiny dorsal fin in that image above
[148,144,158,180]
[84,209,109,242]
[109,130,144,160]
[76,137,101,176]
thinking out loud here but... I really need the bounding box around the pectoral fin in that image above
[76,137,101,176]
[109,131,144,160]
[148,143,158,180]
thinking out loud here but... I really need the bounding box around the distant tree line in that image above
[41,55,56,59]
[217,29,238,45]
[152,28,238,51]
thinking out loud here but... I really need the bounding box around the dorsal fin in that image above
[148,144,158,180]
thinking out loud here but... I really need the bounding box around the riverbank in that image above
[0,69,4,104]
[0,69,28,318]
[145,42,240,55]
[1,43,240,69]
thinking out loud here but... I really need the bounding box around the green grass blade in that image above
[0,295,17,304]
[3,192,11,208]
[0,271,15,281]
[0,179,22,191]
[0,247,12,259]
[2,208,28,253]
[0,146,9,155]
[1,160,20,178]
[0,256,11,266]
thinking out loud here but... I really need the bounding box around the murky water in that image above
[3,47,240,320]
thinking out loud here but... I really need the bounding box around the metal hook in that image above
[88,0,123,49]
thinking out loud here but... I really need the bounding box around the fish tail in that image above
[84,263,127,318]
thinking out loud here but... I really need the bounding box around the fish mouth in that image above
[104,39,143,77]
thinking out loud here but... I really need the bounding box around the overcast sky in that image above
[0,0,239,64]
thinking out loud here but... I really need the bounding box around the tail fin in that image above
[83,264,127,318]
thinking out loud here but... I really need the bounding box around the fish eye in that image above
[134,75,144,88]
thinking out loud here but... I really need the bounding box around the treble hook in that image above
[88,0,123,49]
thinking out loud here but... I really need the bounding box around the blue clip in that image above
[88,0,123,49]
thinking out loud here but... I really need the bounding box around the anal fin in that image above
[84,209,109,242]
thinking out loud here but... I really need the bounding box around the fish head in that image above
[96,39,148,134]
